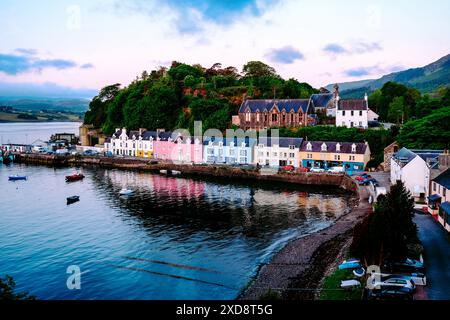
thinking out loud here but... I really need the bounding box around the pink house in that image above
[153,132,203,163]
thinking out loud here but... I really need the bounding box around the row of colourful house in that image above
[389,145,450,232]
[104,128,371,174]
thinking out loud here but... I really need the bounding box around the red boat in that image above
[65,172,85,182]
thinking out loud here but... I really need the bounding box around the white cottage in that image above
[336,94,370,129]
[391,147,442,203]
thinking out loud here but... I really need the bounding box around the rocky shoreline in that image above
[240,184,371,300]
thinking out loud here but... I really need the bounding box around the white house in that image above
[105,128,157,157]
[391,147,442,203]
[336,94,369,129]
[254,137,303,168]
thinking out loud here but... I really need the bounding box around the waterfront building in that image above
[254,137,303,168]
[390,147,442,203]
[153,131,203,163]
[335,93,378,129]
[106,128,156,157]
[202,136,256,165]
[299,141,371,174]
[1,143,31,153]
[428,168,450,232]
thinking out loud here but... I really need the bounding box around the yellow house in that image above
[299,141,370,173]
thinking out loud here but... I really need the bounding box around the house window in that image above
[433,182,436,192]
[256,113,260,122]
[343,111,346,116]
[245,112,251,121]
[359,110,363,116]
[273,152,278,157]
[291,114,294,122]
[264,114,268,122]
[444,188,447,197]
[229,149,235,156]
[351,111,354,116]
[289,145,295,150]
[359,122,362,127]
[289,153,295,158]
[334,155,340,160]
[272,114,278,122]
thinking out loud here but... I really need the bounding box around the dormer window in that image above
[306,142,312,151]
[351,143,356,153]
[321,143,327,152]
[336,143,341,152]
[289,145,295,150]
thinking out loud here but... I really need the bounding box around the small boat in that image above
[67,195,80,204]
[9,175,27,181]
[353,267,366,278]
[160,170,168,174]
[65,172,85,182]
[171,170,181,175]
[119,188,134,196]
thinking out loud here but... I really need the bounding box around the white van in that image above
[328,166,345,174]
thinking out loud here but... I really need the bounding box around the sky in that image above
[0,0,449,98]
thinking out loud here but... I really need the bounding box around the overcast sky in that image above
[1,0,449,97]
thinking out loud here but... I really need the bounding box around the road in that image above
[414,213,450,300]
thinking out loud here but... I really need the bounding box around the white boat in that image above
[119,188,134,196]
[160,170,168,174]
[171,170,181,175]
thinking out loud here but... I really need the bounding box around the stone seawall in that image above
[14,153,358,192]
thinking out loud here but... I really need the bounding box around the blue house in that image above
[203,136,256,165]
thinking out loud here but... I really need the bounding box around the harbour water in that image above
[0,122,351,300]
[0,122,81,145]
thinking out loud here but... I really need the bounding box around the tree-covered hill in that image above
[83,61,318,134]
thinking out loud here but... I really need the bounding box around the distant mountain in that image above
[326,53,450,97]
[0,97,89,113]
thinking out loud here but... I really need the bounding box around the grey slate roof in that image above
[309,94,334,109]
[393,147,441,167]
[433,168,450,189]
[203,136,256,147]
[299,141,368,154]
[256,137,304,148]
[338,99,367,111]
[239,99,310,114]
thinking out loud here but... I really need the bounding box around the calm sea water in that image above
[0,122,350,300]
[0,122,81,145]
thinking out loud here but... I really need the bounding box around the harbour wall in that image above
[13,153,358,193]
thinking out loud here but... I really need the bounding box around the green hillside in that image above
[330,53,450,98]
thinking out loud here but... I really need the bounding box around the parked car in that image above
[367,286,414,300]
[310,167,325,173]
[83,150,99,156]
[281,165,295,172]
[297,167,310,172]
[384,258,425,273]
[355,173,371,181]
[368,274,416,291]
[328,166,345,174]
[359,179,371,186]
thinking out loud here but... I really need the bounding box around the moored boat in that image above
[160,170,168,174]
[8,175,27,181]
[171,170,181,175]
[65,172,85,182]
[67,195,80,204]
[119,188,134,196]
